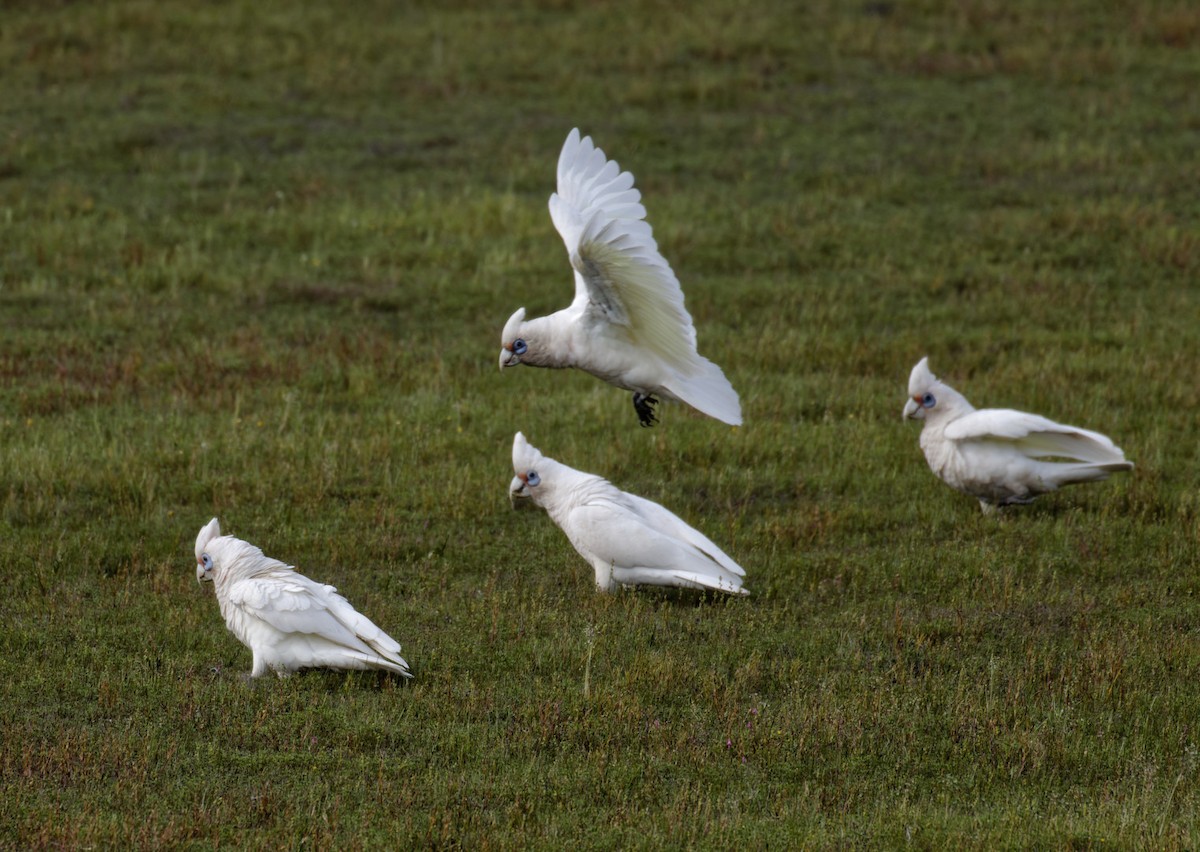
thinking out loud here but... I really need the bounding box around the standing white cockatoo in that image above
[508,432,749,594]
[498,128,741,427]
[902,357,1133,513]
[194,518,411,678]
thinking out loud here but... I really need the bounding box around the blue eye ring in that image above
[200,553,213,570]
[512,339,527,356]
[922,392,936,408]
[526,470,540,486]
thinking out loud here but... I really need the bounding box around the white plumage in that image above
[508,432,749,595]
[902,357,1133,513]
[194,518,411,678]
[498,128,741,427]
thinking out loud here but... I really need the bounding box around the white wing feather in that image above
[227,576,375,654]
[549,130,698,366]
[550,127,646,252]
[566,499,747,595]
[620,491,745,578]
[225,573,410,675]
[944,409,1130,465]
[546,129,741,424]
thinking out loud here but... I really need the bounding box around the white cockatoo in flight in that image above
[194,518,411,678]
[508,432,749,594]
[498,128,741,428]
[903,357,1133,513]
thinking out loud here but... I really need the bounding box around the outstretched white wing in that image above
[548,128,696,368]
[945,409,1129,465]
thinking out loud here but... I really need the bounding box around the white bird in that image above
[498,128,741,427]
[902,357,1133,513]
[194,518,411,678]
[508,432,749,594]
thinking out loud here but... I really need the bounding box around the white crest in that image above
[512,431,544,471]
[501,307,526,344]
[908,356,938,397]
[195,517,222,561]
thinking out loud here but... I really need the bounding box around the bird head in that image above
[509,431,551,508]
[195,516,222,583]
[499,307,528,370]
[903,357,967,421]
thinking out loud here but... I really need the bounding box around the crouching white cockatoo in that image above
[508,432,749,594]
[498,128,741,428]
[194,518,411,678]
[902,357,1133,513]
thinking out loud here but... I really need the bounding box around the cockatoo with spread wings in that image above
[903,358,1133,513]
[194,518,411,678]
[498,128,741,427]
[508,433,749,594]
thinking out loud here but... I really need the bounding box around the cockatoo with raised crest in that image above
[508,432,749,594]
[903,357,1133,513]
[194,518,411,678]
[498,128,741,427]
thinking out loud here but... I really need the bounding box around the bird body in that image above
[903,358,1133,512]
[194,518,411,678]
[508,433,748,594]
[499,129,741,427]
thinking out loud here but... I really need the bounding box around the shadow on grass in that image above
[206,666,411,692]
[623,586,752,609]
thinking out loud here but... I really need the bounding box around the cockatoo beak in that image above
[903,396,923,420]
[196,563,210,583]
[499,347,520,371]
[509,473,533,508]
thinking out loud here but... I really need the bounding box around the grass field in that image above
[2,0,1199,846]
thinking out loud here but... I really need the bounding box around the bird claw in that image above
[633,393,659,427]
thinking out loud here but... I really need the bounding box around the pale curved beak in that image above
[499,348,520,371]
[509,473,532,508]
[902,397,922,420]
[196,563,210,583]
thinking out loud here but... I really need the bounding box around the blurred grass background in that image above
[1,0,1198,846]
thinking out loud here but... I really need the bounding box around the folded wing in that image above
[227,573,410,674]
[945,408,1132,466]
[567,498,747,594]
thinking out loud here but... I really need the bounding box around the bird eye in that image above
[526,470,540,486]
[922,392,936,408]
[512,338,527,356]
[200,553,213,570]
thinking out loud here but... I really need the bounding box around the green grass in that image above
[2,0,1199,846]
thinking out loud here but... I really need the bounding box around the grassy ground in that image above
[2,0,1199,846]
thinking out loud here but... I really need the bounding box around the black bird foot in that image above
[632,392,659,427]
